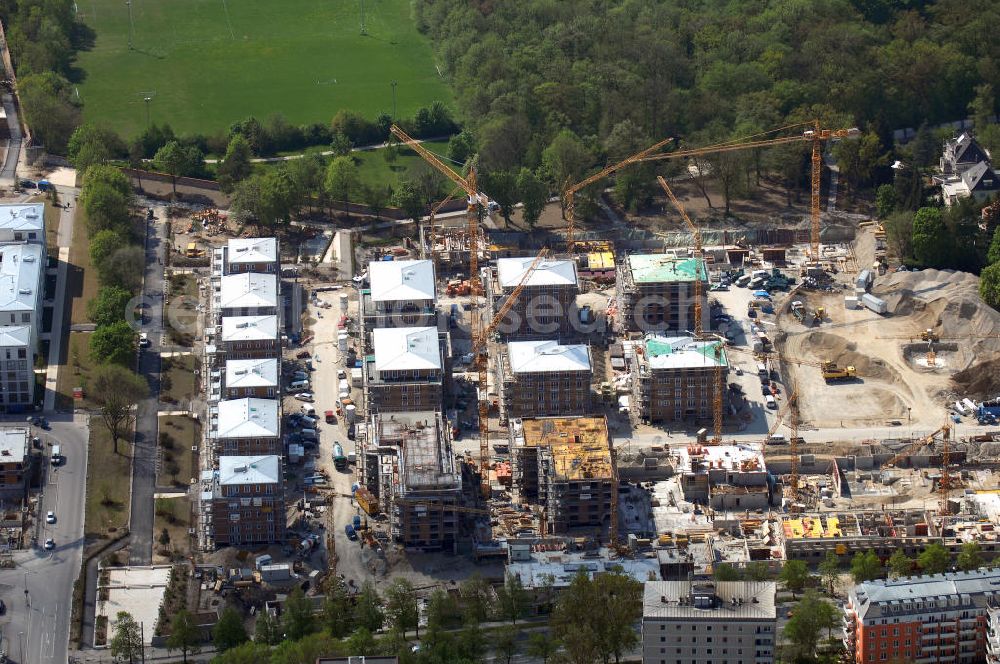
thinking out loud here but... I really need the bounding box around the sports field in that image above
[74,0,452,137]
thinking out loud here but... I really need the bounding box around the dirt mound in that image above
[953,357,1000,398]
[795,331,896,382]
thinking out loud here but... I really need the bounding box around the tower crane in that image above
[878,423,953,515]
[762,389,801,506]
[562,136,675,251]
[423,186,462,262]
[656,176,724,443]
[469,248,551,496]
[637,121,860,260]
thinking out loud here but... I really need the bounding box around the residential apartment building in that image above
[616,254,708,333]
[485,257,579,339]
[0,204,45,245]
[203,455,285,548]
[208,397,281,456]
[363,327,443,414]
[844,570,1000,664]
[361,411,463,550]
[219,358,279,400]
[509,416,613,533]
[0,428,30,500]
[498,340,592,420]
[218,238,279,274]
[211,315,280,361]
[0,243,44,411]
[940,133,992,176]
[361,259,437,336]
[628,335,728,425]
[642,581,777,664]
[216,273,279,318]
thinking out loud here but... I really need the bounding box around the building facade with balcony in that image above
[0,243,44,411]
[498,340,592,420]
[202,455,284,548]
[220,358,279,400]
[844,570,1000,664]
[211,315,280,361]
[363,327,443,414]
[628,335,728,425]
[642,581,776,664]
[485,257,580,340]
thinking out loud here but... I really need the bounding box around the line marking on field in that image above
[220,0,236,40]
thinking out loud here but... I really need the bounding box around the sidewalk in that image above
[43,189,79,412]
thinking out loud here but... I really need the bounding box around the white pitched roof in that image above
[215,398,279,438]
[0,325,31,347]
[0,244,42,312]
[225,358,279,388]
[508,340,591,373]
[496,257,578,288]
[220,315,278,342]
[372,327,441,372]
[227,238,278,264]
[369,259,436,302]
[219,273,277,310]
[218,455,280,485]
[0,204,44,234]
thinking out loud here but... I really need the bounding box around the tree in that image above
[957,541,984,572]
[68,124,123,172]
[230,175,265,227]
[851,550,883,583]
[361,183,390,221]
[833,131,885,200]
[321,579,353,638]
[281,586,316,641]
[495,624,518,664]
[483,169,518,224]
[91,364,148,453]
[970,83,996,131]
[981,263,1000,310]
[110,611,143,663]
[254,608,280,645]
[448,130,477,165]
[217,134,254,193]
[745,561,772,582]
[496,573,529,623]
[552,570,641,664]
[81,166,133,235]
[885,210,915,259]
[90,321,137,366]
[780,559,811,596]
[541,130,593,211]
[912,206,950,267]
[384,577,419,637]
[785,591,839,659]
[89,229,127,275]
[329,131,353,157]
[325,156,360,218]
[166,609,201,663]
[875,184,898,219]
[918,542,951,575]
[887,550,914,578]
[526,631,558,664]
[88,285,133,328]
[355,581,384,633]
[713,563,742,581]
[18,72,81,153]
[516,167,548,227]
[818,552,840,594]
[102,246,145,293]
[259,166,299,224]
[987,230,1000,265]
[393,179,425,223]
[213,607,248,652]
[153,141,202,196]
[344,627,376,656]
[211,641,272,664]
[459,575,493,626]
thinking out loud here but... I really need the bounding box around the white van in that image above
[51,445,62,465]
[765,395,777,409]
[288,379,310,390]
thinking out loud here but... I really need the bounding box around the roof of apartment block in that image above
[673,443,765,475]
[0,325,31,347]
[643,581,776,620]
[626,254,708,283]
[375,411,461,491]
[220,315,278,342]
[851,569,1000,621]
[372,327,441,372]
[227,237,278,264]
[225,358,279,388]
[507,340,591,373]
[496,256,578,288]
[218,455,280,485]
[0,427,27,464]
[513,416,611,482]
[642,335,728,369]
[0,243,42,312]
[214,398,279,438]
[219,273,277,310]
[0,203,44,233]
[369,259,435,302]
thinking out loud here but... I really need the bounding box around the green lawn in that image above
[160,354,198,404]
[157,414,199,487]
[84,421,132,538]
[75,0,452,137]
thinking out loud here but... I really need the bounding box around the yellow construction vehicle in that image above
[185,242,205,258]
[920,329,940,342]
[821,362,856,382]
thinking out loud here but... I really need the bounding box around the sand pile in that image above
[953,358,1000,398]
[796,331,897,382]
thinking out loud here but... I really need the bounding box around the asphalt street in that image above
[128,206,167,565]
[0,417,89,664]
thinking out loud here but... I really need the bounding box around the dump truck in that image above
[821,361,857,382]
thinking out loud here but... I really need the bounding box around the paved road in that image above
[128,207,167,565]
[0,417,89,664]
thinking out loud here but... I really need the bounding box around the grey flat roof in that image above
[643,581,776,620]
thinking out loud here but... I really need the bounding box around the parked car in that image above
[347,424,356,440]
[139,333,150,348]
[296,350,311,359]
[294,392,314,402]
[43,538,54,550]
[46,511,56,524]
[345,524,357,540]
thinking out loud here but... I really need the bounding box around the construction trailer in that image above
[363,327,444,414]
[627,335,728,425]
[363,411,464,551]
[509,416,614,534]
[615,254,709,333]
[484,257,580,340]
[497,340,593,420]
